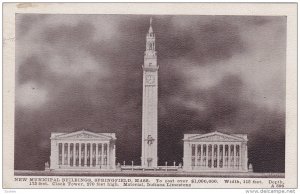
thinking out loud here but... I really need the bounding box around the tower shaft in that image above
[141,18,158,168]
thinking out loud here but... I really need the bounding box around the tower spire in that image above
[145,17,156,54]
[148,17,153,34]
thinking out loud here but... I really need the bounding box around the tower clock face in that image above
[145,75,155,84]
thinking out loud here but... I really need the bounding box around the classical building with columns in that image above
[49,129,116,171]
[183,131,249,172]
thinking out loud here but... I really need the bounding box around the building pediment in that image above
[184,131,246,142]
[51,130,115,141]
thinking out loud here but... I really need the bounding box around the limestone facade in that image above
[50,129,116,171]
[183,131,248,172]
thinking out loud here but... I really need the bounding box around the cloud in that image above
[16,81,48,109]
[47,49,109,78]
[16,14,121,78]
[170,16,286,112]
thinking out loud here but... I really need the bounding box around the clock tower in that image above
[141,18,158,168]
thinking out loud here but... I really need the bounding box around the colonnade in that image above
[57,142,109,168]
[191,143,241,169]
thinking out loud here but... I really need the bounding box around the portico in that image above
[50,129,116,171]
[183,131,249,172]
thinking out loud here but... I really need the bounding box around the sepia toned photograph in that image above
[3,3,297,189]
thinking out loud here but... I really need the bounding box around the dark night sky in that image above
[15,14,286,172]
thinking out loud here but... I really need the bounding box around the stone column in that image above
[198,144,201,167]
[195,144,198,167]
[206,144,208,168]
[71,143,74,166]
[76,143,79,166]
[202,144,204,168]
[227,144,229,168]
[217,144,219,168]
[245,143,248,171]
[73,143,75,166]
[229,144,231,168]
[239,143,242,170]
[233,144,236,169]
[215,144,217,168]
[209,144,212,168]
[228,144,232,168]
[231,144,234,169]
[225,144,228,168]
[62,143,65,166]
[74,143,76,166]
[93,143,96,167]
[203,144,205,168]
[67,143,71,166]
[79,143,82,166]
[104,144,107,167]
[222,144,225,168]
[78,143,80,166]
[73,143,75,167]
[84,143,87,166]
[210,144,213,168]
[200,144,203,167]
[68,143,71,166]
[66,143,68,166]
[90,143,93,167]
[99,144,102,167]
[205,144,208,168]
[57,142,60,167]
[112,144,116,169]
[96,143,99,167]
[101,143,104,168]
[230,144,232,168]
[107,142,110,169]
[57,143,61,165]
